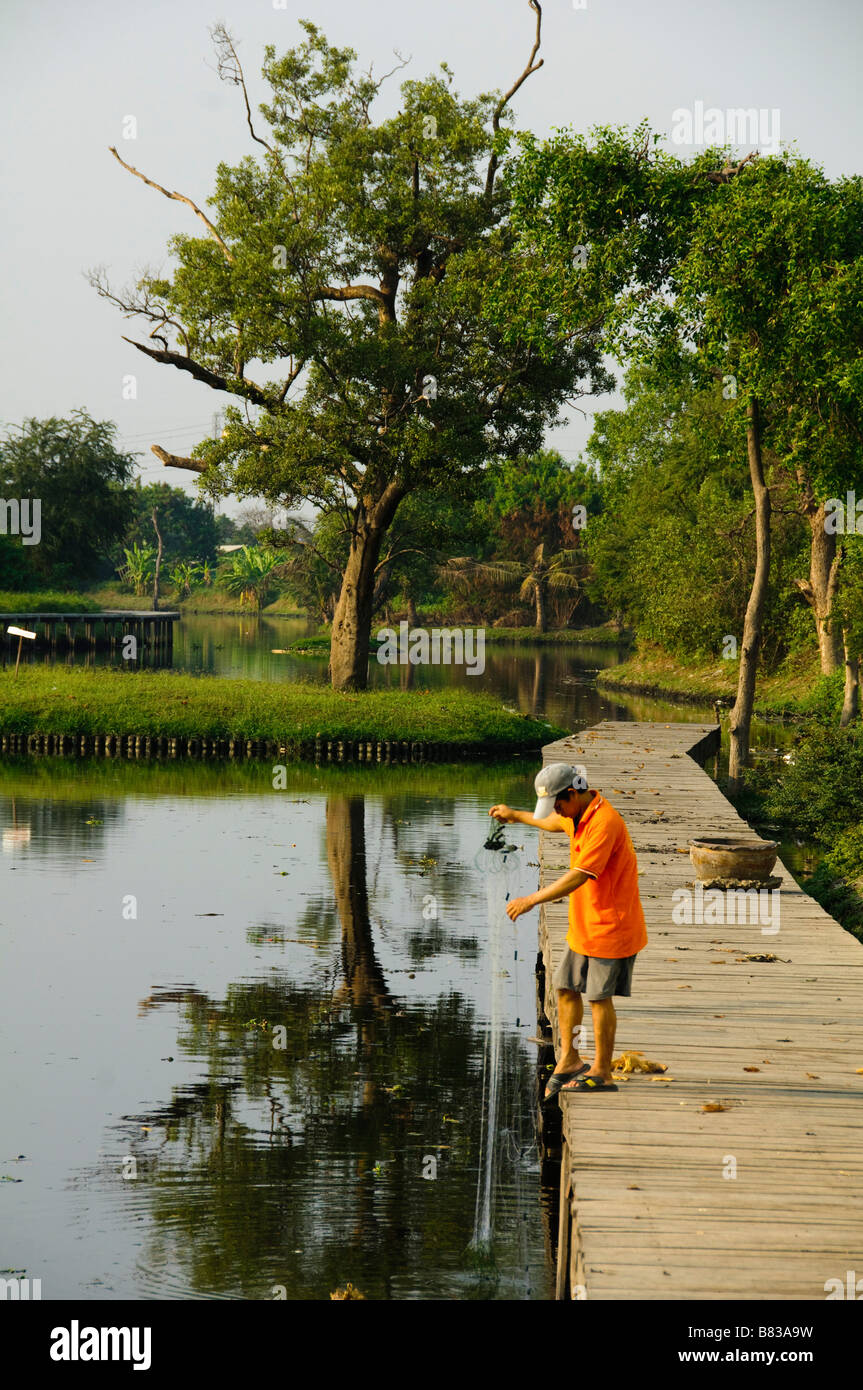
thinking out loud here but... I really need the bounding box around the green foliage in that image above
[169,560,203,597]
[217,545,284,611]
[583,362,809,659]
[0,591,101,612]
[760,724,863,838]
[119,483,219,568]
[118,543,156,597]
[0,410,136,585]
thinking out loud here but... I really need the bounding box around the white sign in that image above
[7,626,36,639]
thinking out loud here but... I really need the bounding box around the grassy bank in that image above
[595,645,832,716]
[0,586,307,617]
[0,666,566,748]
[286,623,633,655]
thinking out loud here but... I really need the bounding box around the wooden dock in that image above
[1,611,178,661]
[537,720,863,1300]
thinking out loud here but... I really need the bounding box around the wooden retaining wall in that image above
[537,719,863,1300]
[0,732,519,763]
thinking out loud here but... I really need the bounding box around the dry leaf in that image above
[805,1073,820,1079]
[701,1102,727,1113]
[612,1050,667,1074]
[743,1067,760,1072]
[855,1068,863,1074]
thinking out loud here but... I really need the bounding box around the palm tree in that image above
[441,543,583,632]
[218,545,284,612]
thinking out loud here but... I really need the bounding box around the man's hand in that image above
[489,804,516,823]
[506,894,536,921]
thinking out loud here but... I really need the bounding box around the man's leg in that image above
[551,988,584,1076]
[584,997,616,1082]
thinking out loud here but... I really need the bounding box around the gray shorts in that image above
[552,948,636,1000]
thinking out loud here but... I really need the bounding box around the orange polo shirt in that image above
[549,791,647,959]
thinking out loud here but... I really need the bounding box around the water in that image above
[1,626,818,1300]
[0,758,553,1300]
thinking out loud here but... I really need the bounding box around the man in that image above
[489,762,646,1096]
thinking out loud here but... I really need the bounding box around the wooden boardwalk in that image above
[537,720,863,1300]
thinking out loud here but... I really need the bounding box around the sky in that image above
[1,0,861,516]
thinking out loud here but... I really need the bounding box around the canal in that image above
[0,620,811,1300]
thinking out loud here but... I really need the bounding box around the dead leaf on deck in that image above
[701,1102,727,1113]
[743,1066,760,1072]
[805,1073,820,1079]
[613,1050,667,1074]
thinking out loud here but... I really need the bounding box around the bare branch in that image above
[485,1,543,201]
[121,335,272,409]
[108,146,233,262]
[699,151,759,185]
[209,23,301,221]
[151,444,206,474]
[313,284,388,308]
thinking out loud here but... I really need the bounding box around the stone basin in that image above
[689,836,778,882]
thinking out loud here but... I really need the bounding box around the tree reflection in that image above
[94,791,539,1299]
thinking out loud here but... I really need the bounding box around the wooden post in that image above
[556,1138,571,1301]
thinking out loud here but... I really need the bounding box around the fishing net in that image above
[470,823,529,1256]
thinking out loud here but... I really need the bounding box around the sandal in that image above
[561,1075,618,1093]
[544,1062,590,1098]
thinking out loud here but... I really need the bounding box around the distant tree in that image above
[119,482,219,567]
[0,410,135,584]
[442,541,584,631]
[476,449,603,562]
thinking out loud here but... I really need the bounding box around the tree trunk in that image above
[794,485,843,673]
[329,484,404,692]
[534,579,547,633]
[406,592,418,627]
[729,398,770,788]
[840,629,860,727]
[151,507,163,612]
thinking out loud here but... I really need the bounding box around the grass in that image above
[0,665,567,748]
[0,591,102,612]
[595,643,827,715]
[482,624,633,646]
[0,584,306,617]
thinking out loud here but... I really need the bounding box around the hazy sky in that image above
[1,0,860,513]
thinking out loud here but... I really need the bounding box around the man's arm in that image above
[489,804,566,833]
[505,867,591,921]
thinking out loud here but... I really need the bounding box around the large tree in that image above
[670,155,863,780]
[91,6,619,689]
[508,130,863,779]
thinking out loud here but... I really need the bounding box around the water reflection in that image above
[0,762,550,1301]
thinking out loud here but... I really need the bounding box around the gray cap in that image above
[534,762,588,819]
